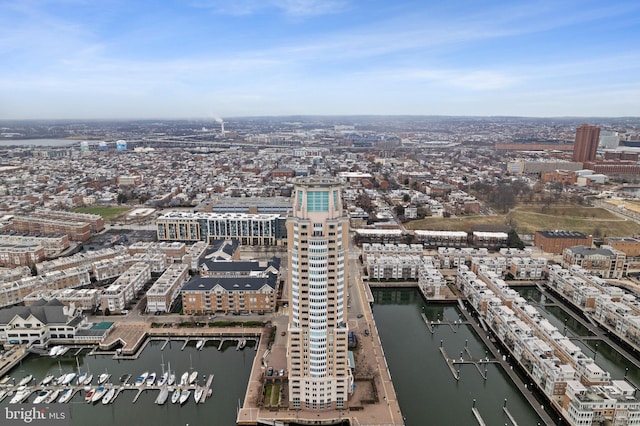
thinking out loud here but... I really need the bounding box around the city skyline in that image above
[2,0,640,119]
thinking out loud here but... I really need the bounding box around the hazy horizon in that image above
[2,0,640,120]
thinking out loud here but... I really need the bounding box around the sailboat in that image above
[187,353,198,384]
[17,374,33,386]
[102,388,116,405]
[179,389,191,405]
[91,386,107,403]
[167,361,176,386]
[171,387,181,404]
[196,339,205,350]
[34,390,52,404]
[46,389,60,403]
[135,371,149,386]
[98,369,110,384]
[40,374,55,386]
[155,386,169,405]
[58,389,73,403]
[194,386,204,403]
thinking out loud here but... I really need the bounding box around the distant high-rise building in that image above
[572,124,600,163]
[286,177,352,410]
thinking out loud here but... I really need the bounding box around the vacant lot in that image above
[604,199,640,214]
[74,206,130,220]
[405,204,640,237]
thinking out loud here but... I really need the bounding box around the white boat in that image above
[180,372,189,386]
[101,388,116,405]
[194,387,204,403]
[91,386,106,403]
[146,372,156,386]
[58,389,73,403]
[196,339,205,350]
[155,387,169,405]
[135,371,149,386]
[85,388,95,402]
[0,375,12,385]
[48,345,64,357]
[157,371,168,387]
[17,374,33,386]
[10,388,30,404]
[34,390,52,404]
[77,372,88,385]
[179,389,191,405]
[40,374,55,386]
[237,338,246,350]
[83,373,93,386]
[188,371,198,385]
[46,389,60,403]
[168,371,176,386]
[171,388,181,404]
[0,390,7,403]
[98,372,109,384]
[61,372,76,385]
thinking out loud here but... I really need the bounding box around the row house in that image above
[0,234,69,257]
[417,261,447,299]
[128,241,186,263]
[29,209,104,233]
[100,262,151,313]
[509,257,546,280]
[10,216,91,242]
[366,254,423,280]
[471,231,509,250]
[36,246,127,274]
[92,255,135,281]
[24,288,101,311]
[182,241,210,271]
[146,263,189,313]
[353,229,404,245]
[413,230,468,248]
[0,266,90,308]
[361,243,423,262]
[437,247,488,269]
[0,242,45,267]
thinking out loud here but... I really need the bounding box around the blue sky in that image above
[1,0,640,119]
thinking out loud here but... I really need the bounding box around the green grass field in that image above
[405,204,640,237]
[73,206,130,219]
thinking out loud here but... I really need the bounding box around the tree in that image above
[507,229,525,249]
[403,193,411,203]
[104,308,111,316]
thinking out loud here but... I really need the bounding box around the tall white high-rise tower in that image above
[286,177,352,410]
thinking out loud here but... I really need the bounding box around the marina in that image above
[0,338,254,426]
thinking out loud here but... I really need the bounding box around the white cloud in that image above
[191,0,347,17]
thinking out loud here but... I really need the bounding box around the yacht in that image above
[48,345,64,357]
[146,372,156,386]
[91,386,106,403]
[40,374,55,386]
[76,372,88,386]
[61,372,76,385]
[10,387,30,404]
[188,370,198,385]
[98,371,110,384]
[34,390,52,404]
[180,372,189,386]
[171,388,181,404]
[155,386,169,405]
[83,373,93,386]
[101,388,116,405]
[157,371,168,387]
[58,389,73,403]
[237,338,247,350]
[179,389,191,405]
[135,372,149,386]
[46,389,60,404]
[194,386,204,404]
[17,374,33,386]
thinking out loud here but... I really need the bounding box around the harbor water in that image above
[0,339,255,426]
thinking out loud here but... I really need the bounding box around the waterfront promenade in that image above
[236,253,404,426]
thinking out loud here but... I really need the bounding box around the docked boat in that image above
[33,390,52,404]
[61,372,76,385]
[157,371,168,387]
[171,388,181,404]
[179,389,191,405]
[17,374,33,386]
[188,370,198,385]
[146,372,156,386]
[58,389,73,403]
[207,387,213,398]
[40,374,55,386]
[10,387,30,404]
[48,345,64,357]
[167,371,176,386]
[85,388,95,402]
[91,386,106,403]
[194,387,204,403]
[0,375,12,385]
[134,372,149,386]
[180,372,189,386]
[237,338,247,350]
[98,372,110,384]
[77,372,88,385]
[83,373,93,386]
[0,390,7,403]
[155,386,169,405]
[46,389,60,404]
[196,339,205,350]
[101,388,116,405]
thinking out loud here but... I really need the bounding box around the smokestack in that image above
[221,120,225,136]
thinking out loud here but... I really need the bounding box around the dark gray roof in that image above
[199,256,281,274]
[538,230,588,239]
[182,274,277,292]
[568,245,614,257]
[0,299,70,325]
